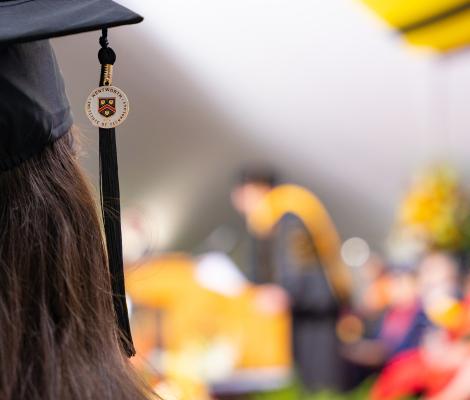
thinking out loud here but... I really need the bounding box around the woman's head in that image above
[0,131,151,400]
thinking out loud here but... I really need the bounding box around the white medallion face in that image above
[85,85,129,128]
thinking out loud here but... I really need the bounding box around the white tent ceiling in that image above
[53,0,470,253]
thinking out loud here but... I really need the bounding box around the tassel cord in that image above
[98,28,135,357]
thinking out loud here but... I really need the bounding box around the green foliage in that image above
[250,379,374,400]
[249,377,420,400]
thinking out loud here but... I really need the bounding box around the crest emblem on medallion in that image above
[98,98,116,118]
[85,86,129,128]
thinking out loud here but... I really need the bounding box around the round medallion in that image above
[85,85,129,128]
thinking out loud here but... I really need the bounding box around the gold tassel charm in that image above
[102,64,113,86]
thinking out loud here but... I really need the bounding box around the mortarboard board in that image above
[0,0,143,357]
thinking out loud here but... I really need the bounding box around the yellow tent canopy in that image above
[361,0,470,51]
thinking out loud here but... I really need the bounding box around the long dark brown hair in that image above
[0,130,153,400]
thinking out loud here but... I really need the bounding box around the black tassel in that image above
[98,29,135,357]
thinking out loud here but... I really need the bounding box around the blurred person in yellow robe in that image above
[231,168,352,391]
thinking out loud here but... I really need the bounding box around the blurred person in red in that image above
[231,168,352,391]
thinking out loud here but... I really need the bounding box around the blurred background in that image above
[53,0,470,399]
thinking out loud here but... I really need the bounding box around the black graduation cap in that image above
[0,0,143,357]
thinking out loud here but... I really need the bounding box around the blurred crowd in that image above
[124,164,470,400]
[345,252,470,399]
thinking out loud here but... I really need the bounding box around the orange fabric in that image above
[126,254,291,369]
